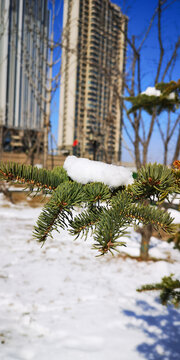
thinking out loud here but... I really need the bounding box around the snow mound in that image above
[63,156,134,187]
[141,86,175,99]
[0,197,180,360]
[167,92,176,100]
[141,87,161,97]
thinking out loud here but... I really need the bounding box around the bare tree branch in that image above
[172,126,180,163]
[156,117,165,142]
[123,122,134,145]
[168,114,180,141]
[155,0,164,84]
[162,38,180,81]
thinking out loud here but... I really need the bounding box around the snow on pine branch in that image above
[63,156,133,188]
[141,86,175,99]
[141,87,161,97]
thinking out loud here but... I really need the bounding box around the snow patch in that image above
[167,208,180,224]
[0,197,180,360]
[141,86,175,99]
[141,87,161,96]
[63,156,133,187]
[167,92,176,100]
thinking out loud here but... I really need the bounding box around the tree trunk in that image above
[142,144,148,167]
[0,126,3,161]
[172,128,180,164]
[140,224,153,260]
[134,137,141,169]
[134,114,141,169]
[164,141,168,165]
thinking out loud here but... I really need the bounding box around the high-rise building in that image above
[59,0,127,162]
[0,0,49,155]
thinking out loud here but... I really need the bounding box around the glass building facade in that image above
[0,0,49,152]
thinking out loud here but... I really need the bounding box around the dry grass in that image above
[1,189,49,207]
[115,251,174,263]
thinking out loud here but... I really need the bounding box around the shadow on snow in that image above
[123,299,180,360]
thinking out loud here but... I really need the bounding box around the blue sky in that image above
[112,0,180,163]
[113,0,180,83]
[50,0,180,163]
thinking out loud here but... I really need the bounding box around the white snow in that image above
[166,194,180,205]
[141,86,175,100]
[63,156,134,187]
[0,193,180,360]
[141,87,161,97]
[167,208,180,224]
[167,92,176,100]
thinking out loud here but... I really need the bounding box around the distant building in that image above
[0,0,49,155]
[59,0,127,162]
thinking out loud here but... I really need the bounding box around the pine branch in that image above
[157,79,180,95]
[126,94,179,115]
[125,80,180,115]
[69,207,103,239]
[110,190,175,232]
[92,207,128,256]
[84,182,111,204]
[33,182,85,243]
[110,190,134,207]
[86,190,174,255]
[172,162,180,190]
[137,275,180,307]
[129,163,177,202]
[68,183,111,244]
[1,160,177,259]
[0,162,68,191]
[128,203,175,232]
[70,189,175,255]
[167,226,180,251]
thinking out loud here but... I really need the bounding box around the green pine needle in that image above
[84,182,111,203]
[33,182,85,243]
[93,207,128,255]
[129,163,177,202]
[69,207,103,239]
[0,162,68,191]
[137,275,180,307]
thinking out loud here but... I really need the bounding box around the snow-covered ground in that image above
[0,193,180,360]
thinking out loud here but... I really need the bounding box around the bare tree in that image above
[156,112,180,165]
[172,124,180,163]
[117,0,180,260]
[122,0,180,169]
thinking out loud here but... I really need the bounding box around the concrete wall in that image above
[0,152,66,169]
[58,0,80,150]
[0,0,9,126]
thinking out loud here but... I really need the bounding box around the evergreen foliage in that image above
[0,162,68,191]
[125,79,180,306]
[0,76,179,305]
[156,79,180,97]
[0,160,178,255]
[173,161,180,188]
[69,207,104,240]
[137,275,180,307]
[126,79,180,115]
[0,148,179,304]
[129,163,178,202]
[83,182,111,204]
[33,182,85,243]
[167,226,180,251]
